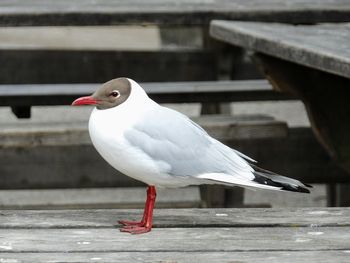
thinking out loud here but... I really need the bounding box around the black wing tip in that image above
[304,183,313,188]
[281,185,311,194]
[253,172,312,194]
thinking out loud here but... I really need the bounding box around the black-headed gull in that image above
[72,78,311,234]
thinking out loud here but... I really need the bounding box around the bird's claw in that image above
[120,225,151,234]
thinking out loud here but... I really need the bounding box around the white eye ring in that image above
[110,90,120,98]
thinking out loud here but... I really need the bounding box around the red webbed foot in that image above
[118,185,156,235]
[120,225,152,234]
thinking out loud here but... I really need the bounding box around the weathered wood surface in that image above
[1,251,349,263]
[2,227,350,251]
[0,80,295,107]
[210,21,350,79]
[2,208,350,228]
[1,208,350,262]
[2,0,350,26]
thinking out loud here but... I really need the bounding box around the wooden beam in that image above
[1,0,350,26]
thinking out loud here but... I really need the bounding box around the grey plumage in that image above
[124,106,254,180]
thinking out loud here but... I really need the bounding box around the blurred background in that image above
[0,24,344,210]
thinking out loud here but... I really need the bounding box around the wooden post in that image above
[201,25,232,115]
[327,184,350,207]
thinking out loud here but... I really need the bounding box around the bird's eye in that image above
[110,90,120,98]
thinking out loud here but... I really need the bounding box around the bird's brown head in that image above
[71,78,131,110]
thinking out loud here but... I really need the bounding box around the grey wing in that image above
[124,106,254,179]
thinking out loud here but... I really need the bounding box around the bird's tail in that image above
[197,165,312,193]
[251,165,312,193]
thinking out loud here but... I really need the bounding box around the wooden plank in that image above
[1,127,349,190]
[2,208,350,228]
[1,227,349,252]
[0,115,288,147]
[210,21,350,79]
[0,50,216,84]
[0,187,201,210]
[0,80,295,107]
[1,0,350,26]
[0,115,290,189]
[0,251,349,263]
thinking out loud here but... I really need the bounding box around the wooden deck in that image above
[1,208,350,262]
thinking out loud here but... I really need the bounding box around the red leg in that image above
[119,186,156,234]
[118,188,150,227]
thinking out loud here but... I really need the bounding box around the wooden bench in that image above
[0,114,288,190]
[2,1,350,209]
[1,208,350,261]
[0,80,296,118]
[2,115,349,208]
[210,21,350,205]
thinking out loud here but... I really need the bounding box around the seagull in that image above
[72,77,311,234]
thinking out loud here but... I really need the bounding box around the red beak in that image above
[71,96,98,106]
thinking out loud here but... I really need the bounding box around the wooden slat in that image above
[0,50,216,84]
[0,80,295,107]
[1,251,349,263]
[0,187,201,210]
[1,126,348,190]
[0,115,291,189]
[210,21,350,78]
[2,208,349,228]
[2,208,349,261]
[0,115,287,147]
[1,0,350,26]
[1,227,350,252]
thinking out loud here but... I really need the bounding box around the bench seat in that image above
[0,80,295,107]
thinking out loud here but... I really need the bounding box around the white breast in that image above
[87,80,186,187]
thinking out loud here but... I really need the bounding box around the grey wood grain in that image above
[1,227,349,252]
[1,208,349,228]
[210,21,350,78]
[0,80,295,107]
[2,0,350,26]
[1,251,350,263]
